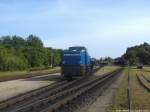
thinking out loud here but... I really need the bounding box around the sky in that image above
[0,0,150,58]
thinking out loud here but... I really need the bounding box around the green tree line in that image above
[0,35,63,71]
[122,42,150,65]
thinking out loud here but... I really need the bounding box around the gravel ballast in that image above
[0,73,60,101]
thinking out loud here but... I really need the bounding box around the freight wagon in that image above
[61,46,93,79]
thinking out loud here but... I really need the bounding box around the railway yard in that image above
[0,66,149,112]
[1,0,150,112]
[108,67,150,111]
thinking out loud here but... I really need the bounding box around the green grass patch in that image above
[0,67,60,81]
[131,68,150,110]
[142,66,150,73]
[96,65,121,75]
[108,67,150,111]
[0,71,27,79]
[107,68,128,111]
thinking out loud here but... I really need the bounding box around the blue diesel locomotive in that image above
[61,46,93,78]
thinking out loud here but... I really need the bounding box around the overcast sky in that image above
[0,0,150,58]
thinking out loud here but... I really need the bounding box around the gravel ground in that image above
[0,66,119,103]
[84,71,125,112]
[0,73,60,102]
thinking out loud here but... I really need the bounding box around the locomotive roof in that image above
[69,46,87,51]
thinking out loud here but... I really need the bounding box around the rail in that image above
[136,74,150,92]
[14,69,123,112]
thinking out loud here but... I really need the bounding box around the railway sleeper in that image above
[0,81,67,110]
[41,69,122,112]
[8,69,122,112]
[15,77,97,111]
[136,74,150,92]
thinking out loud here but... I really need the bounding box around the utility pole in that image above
[127,65,132,112]
[51,50,53,68]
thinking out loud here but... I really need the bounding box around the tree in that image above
[1,36,12,45]
[44,47,52,67]
[0,45,28,71]
[0,35,63,71]
[122,42,150,65]
[53,49,63,66]
[23,47,45,67]
[12,36,26,52]
[26,35,43,48]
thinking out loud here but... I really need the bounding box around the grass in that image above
[142,66,150,72]
[107,68,128,112]
[96,65,121,75]
[0,71,28,79]
[141,68,150,80]
[131,68,150,110]
[107,67,150,111]
[137,74,150,90]
[0,67,60,81]
[0,65,119,81]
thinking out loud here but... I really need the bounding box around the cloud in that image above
[0,0,150,58]
[44,15,150,58]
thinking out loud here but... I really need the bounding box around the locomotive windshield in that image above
[63,53,81,65]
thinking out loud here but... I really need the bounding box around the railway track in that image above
[4,69,122,112]
[0,76,92,112]
[142,74,150,83]
[0,67,101,112]
[0,80,66,110]
[136,74,150,92]
[0,67,122,112]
